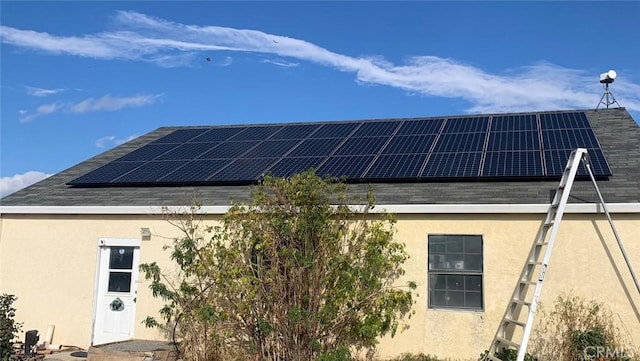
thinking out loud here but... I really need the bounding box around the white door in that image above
[92,238,140,345]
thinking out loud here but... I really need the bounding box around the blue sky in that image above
[1,1,639,197]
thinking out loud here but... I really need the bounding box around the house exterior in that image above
[1,108,639,360]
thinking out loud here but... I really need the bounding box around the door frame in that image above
[91,238,141,346]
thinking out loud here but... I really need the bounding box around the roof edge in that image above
[1,203,639,215]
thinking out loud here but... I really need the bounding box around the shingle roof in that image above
[2,108,639,207]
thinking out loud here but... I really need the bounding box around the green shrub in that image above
[529,293,638,361]
[1,294,22,361]
[478,349,536,361]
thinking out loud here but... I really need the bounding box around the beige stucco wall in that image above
[1,211,639,359]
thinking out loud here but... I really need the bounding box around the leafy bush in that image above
[141,170,416,361]
[529,293,638,361]
[478,348,536,361]
[1,294,22,361]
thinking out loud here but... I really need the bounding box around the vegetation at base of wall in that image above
[385,353,448,361]
[0,294,22,361]
[140,170,417,361]
[478,348,537,361]
[529,293,639,361]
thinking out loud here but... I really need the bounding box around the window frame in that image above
[427,234,484,311]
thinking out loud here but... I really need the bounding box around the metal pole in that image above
[584,160,640,297]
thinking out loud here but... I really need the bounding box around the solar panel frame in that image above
[486,130,540,152]
[241,139,302,159]
[231,126,283,141]
[312,122,359,138]
[196,140,260,159]
[442,117,489,134]
[433,133,486,153]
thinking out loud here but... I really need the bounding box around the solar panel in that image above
[351,121,399,137]
[433,133,486,153]
[190,127,244,142]
[270,124,321,140]
[482,151,543,177]
[491,114,537,131]
[333,137,388,156]
[197,141,260,159]
[241,139,301,158]
[487,131,540,151]
[422,152,482,178]
[317,155,375,179]
[364,154,426,179]
[442,117,489,133]
[67,111,612,186]
[156,143,220,160]
[113,161,186,183]
[267,157,326,178]
[232,126,282,141]
[288,138,344,157]
[209,158,279,182]
[158,159,232,183]
[117,143,178,161]
[152,129,208,144]
[68,161,145,185]
[396,118,444,135]
[382,135,436,154]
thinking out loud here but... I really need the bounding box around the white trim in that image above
[98,238,141,247]
[1,203,640,215]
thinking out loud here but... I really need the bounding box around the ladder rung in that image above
[512,299,531,307]
[504,317,526,327]
[496,336,520,349]
[535,241,549,246]
[520,280,537,285]
[528,261,543,265]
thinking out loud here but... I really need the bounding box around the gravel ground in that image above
[94,340,176,353]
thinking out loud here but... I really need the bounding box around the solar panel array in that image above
[68,111,612,186]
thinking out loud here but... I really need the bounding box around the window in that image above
[428,235,483,310]
[107,247,134,293]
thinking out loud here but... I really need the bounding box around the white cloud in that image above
[19,102,63,123]
[0,171,52,198]
[70,94,161,113]
[260,58,299,68]
[25,86,65,97]
[18,94,161,122]
[96,134,138,148]
[2,11,640,113]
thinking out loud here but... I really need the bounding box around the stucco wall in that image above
[1,212,638,359]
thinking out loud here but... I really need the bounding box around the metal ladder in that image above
[484,148,640,361]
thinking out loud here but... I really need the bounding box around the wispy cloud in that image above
[25,86,65,97]
[19,93,162,122]
[2,11,640,113]
[0,171,52,198]
[70,94,161,113]
[260,58,299,68]
[95,134,138,148]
